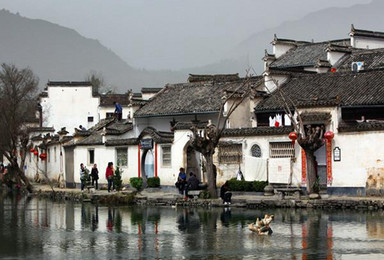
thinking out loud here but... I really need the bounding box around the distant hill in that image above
[0,9,186,92]
[184,0,384,76]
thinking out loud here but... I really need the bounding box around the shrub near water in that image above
[114,166,123,191]
[147,177,160,188]
[130,177,143,190]
[227,178,268,192]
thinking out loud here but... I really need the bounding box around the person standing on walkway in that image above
[80,163,89,192]
[106,162,115,192]
[113,101,123,121]
[91,163,99,190]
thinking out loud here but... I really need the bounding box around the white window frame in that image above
[269,142,295,158]
[116,147,128,167]
[161,145,172,167]
[218,143,242,164]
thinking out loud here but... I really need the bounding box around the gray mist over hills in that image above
[0,0,379,92]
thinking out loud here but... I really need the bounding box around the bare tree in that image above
[0,63,39,192]
[267,77,324,195]
[189,74,254,198]
[86,71,105,95]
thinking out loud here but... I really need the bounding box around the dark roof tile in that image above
[134,77,260,118]
[222,126,293,137]
[100,94,130,106]
[47,81,92,87]
[255,70,384,112]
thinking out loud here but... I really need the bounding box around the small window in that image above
[54,147,57,163]
[88,116,94,122]
[88,149,95,165]
[162,145,172,166]
[106,112,114,118]
[251,144,262,158]
[218,143,242,164]
[48,148,50,163]
[116,148,128,167]
[269,142,295,158]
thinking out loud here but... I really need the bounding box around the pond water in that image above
[1,196,384,259]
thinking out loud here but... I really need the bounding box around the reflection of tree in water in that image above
[91,205,98,232]
[114,209,122,233]
[220,208,231,227]
[302,210,330,259]
[177,209,201,232]
[0,196,44,257]
[81,204,92,230]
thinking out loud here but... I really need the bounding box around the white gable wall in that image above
[351,36,384,49]
[41,86,100,134]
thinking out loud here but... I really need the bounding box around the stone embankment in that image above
[32,185,384,210]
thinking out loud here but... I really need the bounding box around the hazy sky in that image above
[0,0,372,70]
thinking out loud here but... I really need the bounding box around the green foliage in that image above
[227,178,268,192]
[147,177,160,188]
[113,166,123,191]
[199,190,211,199]
[130,177,143,190]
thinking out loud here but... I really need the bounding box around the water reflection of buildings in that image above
[5,198,384,259]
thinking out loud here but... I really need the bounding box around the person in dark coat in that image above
[220,181,232,205]
[90,163,99,189]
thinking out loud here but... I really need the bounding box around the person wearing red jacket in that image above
[106,162,115,192]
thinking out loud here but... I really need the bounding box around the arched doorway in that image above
[186,145,203,182]
[141,149,155,178]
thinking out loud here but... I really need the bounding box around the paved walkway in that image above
[33,183,384,203]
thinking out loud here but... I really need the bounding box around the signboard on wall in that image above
[333,147,341,161]
[140,139,153,149]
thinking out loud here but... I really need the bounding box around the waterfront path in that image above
[32,184,384,209]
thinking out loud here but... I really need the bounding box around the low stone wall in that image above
[244,198,384,210]
[31,188,384,210]
[34,189,136,205]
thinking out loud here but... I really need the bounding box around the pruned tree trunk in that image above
[305,150,318,194]
[203,152,217,198]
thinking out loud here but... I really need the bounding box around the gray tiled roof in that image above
[188,74,239,83]
[141,88,163,94]
[270,42,329,69]
[134,82,225,117]
[338,121,384,132]
[47,81,92,87]
[75,133,103,146]
[99,93,130,107]
[134,77,261,118]
[105,138,138,146]
[28,127,55,133]
[74,118,133,146]
[336,48,384,71]
[270,40,349,69]
[254,69,384,112]
[222,126,293,137]
[351,25,384,39]
[138,127,174,143]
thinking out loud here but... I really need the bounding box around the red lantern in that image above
[39,153,47,160]
[324,131,334,141]
[330,68,337,73]
[33,150,38,156]
[30,148,35,153]
[289,132,298,145]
